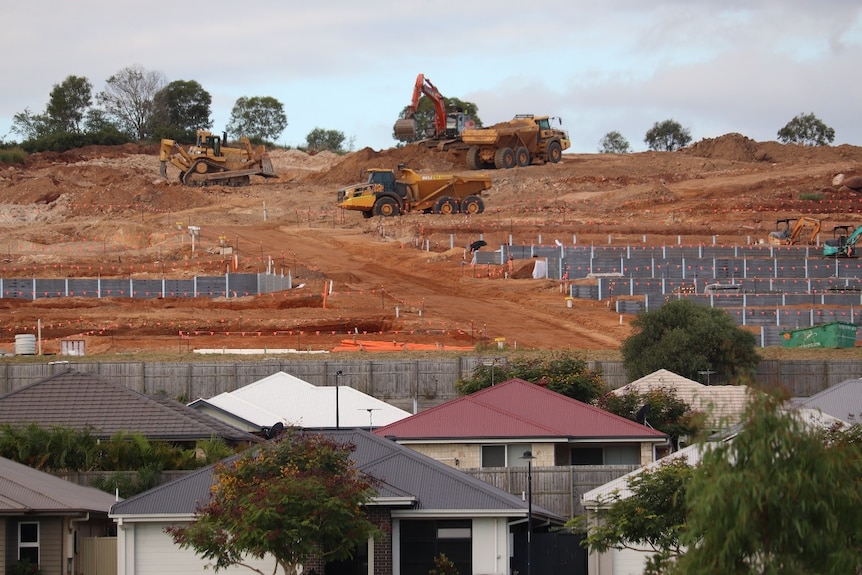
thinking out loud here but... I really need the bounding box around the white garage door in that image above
[133,523,277,575]
[612,547,647,575]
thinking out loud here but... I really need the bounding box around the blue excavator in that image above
[823,225,862,257]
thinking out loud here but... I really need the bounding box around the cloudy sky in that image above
[2,1,860,152]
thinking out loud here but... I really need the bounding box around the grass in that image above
[0,147,27,165]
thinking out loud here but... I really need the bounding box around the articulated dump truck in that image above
[461,114,570,170]
[336,166,491,218]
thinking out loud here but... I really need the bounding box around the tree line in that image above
[4,65,349,153]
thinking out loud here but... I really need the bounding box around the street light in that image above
[521,450,535,575]
[335,370,343,429]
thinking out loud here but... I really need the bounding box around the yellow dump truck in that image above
[336,166,491,218]
[159,130,277,186]
[462,114,570,170]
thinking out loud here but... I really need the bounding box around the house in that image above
[109,429,568,575]
[0,456,118,575]
[0,369,259,446]
[187,371,410,432]
[373,378,667,469]
[792,377,862,423]
[610,369,754,430]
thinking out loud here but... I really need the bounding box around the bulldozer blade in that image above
[159,161,168,179]
[393,119,417,140]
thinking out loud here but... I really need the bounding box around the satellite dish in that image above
[263,421,284,439]
[635,404,652,427]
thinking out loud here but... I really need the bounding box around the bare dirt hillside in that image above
[1,134,860,356]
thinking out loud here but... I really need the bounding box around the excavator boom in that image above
[393,74,452,141]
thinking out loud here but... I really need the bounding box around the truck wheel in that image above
[434,197,459,215]
[373,196,400,217]
[547,140,563,163]
[466,146,482,170]
[515,147,531,168]
[494,147,516,169]
[461,195,485,215]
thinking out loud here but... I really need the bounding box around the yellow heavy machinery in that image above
[462,114,570,170]
[159,130,277,186]
[767,217,822,246]
[336,165,491,218]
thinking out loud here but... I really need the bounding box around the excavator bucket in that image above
[159,160,168,179]
[394,119,417,140]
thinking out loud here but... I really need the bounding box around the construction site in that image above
[1,132,862,356]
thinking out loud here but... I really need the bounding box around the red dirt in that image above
[1,134,860,356]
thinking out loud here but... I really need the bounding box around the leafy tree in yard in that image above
[395,96,481,143]
[596,388,704,449]
[45,75,93,133]
[676,392,862,574]
[620,299,759,383]
[644,119,691,152]
[577,459,694,575]
[226,96,287,142]
[167,431,379,575]
[97,64,166,140]
[598,130,631,154]
[777,112,835,147]
[305,127,347,152]
[455,351,605,403]
[150,79,213,142]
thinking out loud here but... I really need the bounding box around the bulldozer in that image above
[461,115,570,170]
[766,217,822,246]
[159,130,277,186]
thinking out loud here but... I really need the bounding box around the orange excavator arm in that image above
[394,73,449,140]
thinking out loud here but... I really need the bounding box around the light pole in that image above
[521,450,535,575]
[335,370,343,429]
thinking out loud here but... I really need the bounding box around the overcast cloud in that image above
[2,1,860,152]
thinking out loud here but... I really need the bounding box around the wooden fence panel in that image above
[79,536,117,575]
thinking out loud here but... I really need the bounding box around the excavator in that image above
[767,217,822,246]
[159,130,277,187]
[824,225,862,257]
[393,74,474,150]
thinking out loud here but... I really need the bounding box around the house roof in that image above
[793,378,862,423]
[373,378,666,442]
[110,429,562,523]
[0,369,259,443]
[611,369,754,427]
[188,371,411,429]
[0,456,118,515]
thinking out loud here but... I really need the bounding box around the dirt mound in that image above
[685,133,764,162]
[309,145,463,186]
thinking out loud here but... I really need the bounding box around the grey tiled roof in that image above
[0,369,259,443]
[111,429,561,522]
[0,456,118,513]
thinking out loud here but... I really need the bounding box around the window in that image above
[571,445,640,465]
[571,447,603,465]
[481,443,532,468]
[401,519,472,574]
[19,522,39,565]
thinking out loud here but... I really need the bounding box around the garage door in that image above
[612,547,647,575]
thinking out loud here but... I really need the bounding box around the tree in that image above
[45,75,93,133]
[10,107,51,140]
[395,96,481,143]
[455,351,605,403]
[644,119,691,152]
[579,459,694,575]
[305,127,346,152]
[598,131,631,154]
[777,112,835,147]
[676,393,862,574]
[226,96,287,142]
[167,431,379,575]
[620,299,759,383]
[96,64,166,140]
[596,388,704,449]
[150,80,213,142]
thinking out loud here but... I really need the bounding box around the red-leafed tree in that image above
[167,431,379,575]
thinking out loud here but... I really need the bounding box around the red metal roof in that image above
[374,378,666,440]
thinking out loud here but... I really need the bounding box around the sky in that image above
[2,1,861,153]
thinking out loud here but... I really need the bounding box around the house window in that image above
[571,445,640,465]
[481,443,532,467]
[401,519,472,574]
[19,521,39,565]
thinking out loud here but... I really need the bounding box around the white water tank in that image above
[15,334,37,355]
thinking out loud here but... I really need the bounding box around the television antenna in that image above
[360,408,381,429]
